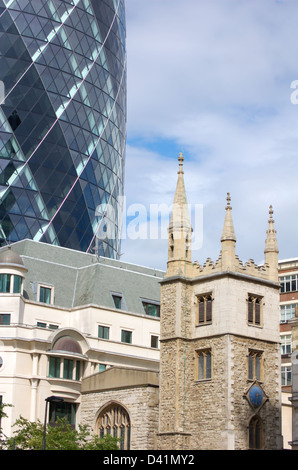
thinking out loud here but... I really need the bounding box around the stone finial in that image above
[178,152,184,174]
[226,192,231,209]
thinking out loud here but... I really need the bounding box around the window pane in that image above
[0,314,10,325]
[198,353,205,380]
[112,295,122,309]
[143,302,160,317]
[255,355,261,380]
[248,300,253,323]
[248,354,254,379]
[63,359,73,379]
[49,357,60,378]
[75,361,80,381]
[98,325,109,339]
[40,286,51,304]
[121,330,132,344]
[198,301,204,323]
[206,299,212,322]
[151,335,158,348]
[13,275,22,293]
[206,352,211,378]
[255,301,260,324]
[0,274,10,293]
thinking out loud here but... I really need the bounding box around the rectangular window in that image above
[121,330,132,344]
[248,350,263,381]
[196,349,212,380]
[247,295,262,326]
[280,304,297,323]
[49,357,61,378]
[280,275,298,293]
[98,325,109,340]
[49,402,76,427]
[39,286,52,304]
[0,314,10,325]
[63,359,73,380]
[37,322,47,328]
[281,334,292,355]
[142,302,160,318]
[281,365,292,386]
[0,274,10,293]
[99,363,107,372]
[112,295,122,309]
[151,335,159,349]
[13,275,22,293]
[75,361,80,381]
[197,294,212,325]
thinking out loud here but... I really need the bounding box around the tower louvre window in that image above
[247,295,263,326]
[196,294,212,325]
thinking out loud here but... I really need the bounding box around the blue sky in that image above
[120,0,298,271]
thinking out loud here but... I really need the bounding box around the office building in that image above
[279,258,298,448]
[0,0,127,258]
[0,239,162,447]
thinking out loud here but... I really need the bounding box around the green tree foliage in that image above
[2,416,120,450]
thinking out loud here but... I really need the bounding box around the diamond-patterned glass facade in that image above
[0,0,126,258]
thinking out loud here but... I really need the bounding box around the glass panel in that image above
[255,301,260,324]
[39,286,51,303]
[0,314,10,325]
[98,325,109,339]
[206,352,211,379]
[63,358,73,379]
[248,354,254,380]
[0,273,11,293]
[255,355,261,380]
[121,330,131,344]
[112,295,122,309]
[13,275,22,293]
[206,299,212,322]
[248,300,253,323]
[49,356,60,378]
[198,300,204,323]
[198,353,204,380]
[75,361,80,381]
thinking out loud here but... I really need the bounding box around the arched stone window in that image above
[97,403,131,450]
[248,415,263,449]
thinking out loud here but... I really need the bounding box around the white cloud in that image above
[120,0,298,270]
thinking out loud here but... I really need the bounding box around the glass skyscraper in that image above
[0,0,126,259]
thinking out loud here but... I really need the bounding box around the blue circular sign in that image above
[248,385,263,407]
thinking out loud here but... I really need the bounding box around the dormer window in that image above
[112,294,122,309]
[142,300,160,318]
[38,284,54,304]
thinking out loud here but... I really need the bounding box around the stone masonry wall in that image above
[80,386,159,450]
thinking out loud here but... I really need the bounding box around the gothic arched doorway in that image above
[96,403,131,450]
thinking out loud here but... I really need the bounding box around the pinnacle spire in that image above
[172,153,188,207]
[264,205,278,254]
[167,153,192,274]
[221,193,236,243]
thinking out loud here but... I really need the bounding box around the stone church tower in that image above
[157,154,282,450]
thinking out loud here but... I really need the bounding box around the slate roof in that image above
[0,240,164,314]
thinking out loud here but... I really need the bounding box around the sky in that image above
[120,0,298,271]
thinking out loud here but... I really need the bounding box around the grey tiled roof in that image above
[0,240,164,314]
